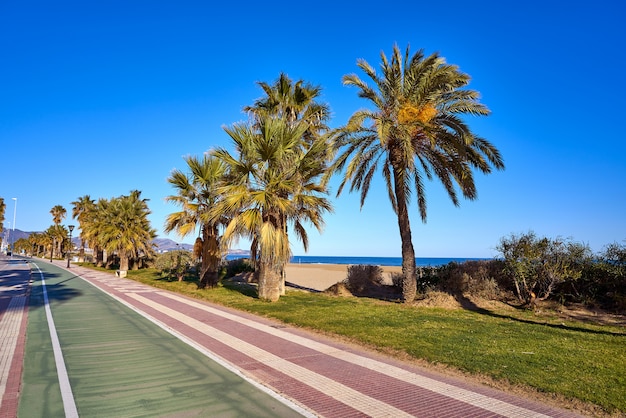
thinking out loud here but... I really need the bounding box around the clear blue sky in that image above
[1,0,624,258]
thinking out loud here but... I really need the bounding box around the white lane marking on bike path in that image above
[74,270,316,418]
[34,263,79,418]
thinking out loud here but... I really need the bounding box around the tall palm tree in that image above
[331,44,504,302]
[165,155,228,288]
[71,195,95,262]
[49,205,67,258]
[213,116,332,302]
[244,73,333,292]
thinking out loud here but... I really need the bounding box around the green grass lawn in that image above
[86,266,626,415]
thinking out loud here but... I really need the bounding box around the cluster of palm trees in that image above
[25,205,70,260]
[26,192,155,271]
[165,44,504,302]
[8,44,504,304]
[70,191,156,271]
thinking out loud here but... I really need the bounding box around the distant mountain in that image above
[153,238,194,252]
[1,228,247,255]
[1,228,35,243]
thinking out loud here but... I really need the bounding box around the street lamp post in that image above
[11,198,17,257]
[67,225,75,268]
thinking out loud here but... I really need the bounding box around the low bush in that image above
[344,264,384,295]
[222,258,254,278]
[437,260,507,300]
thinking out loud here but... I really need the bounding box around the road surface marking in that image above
[34,264,79,418]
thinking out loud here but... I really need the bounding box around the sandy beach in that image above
[284,263,403,291]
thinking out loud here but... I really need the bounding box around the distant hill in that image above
[152,238,194,252]
[1,228,35,243]
[2,228,248,255]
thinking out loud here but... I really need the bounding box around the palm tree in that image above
[43,227,55,261]
[244,73,333,292]
[99,191,156,272]
[331,44,504,302]
[50,205,67,225]
[165,155,228,288]
[0,197,5,237]
[71,195,95,262]
[213,115,332,302]
[28,232,44,256]
[0,197,5,252]
[244,72,331,133]
[50,205,67,258]
[44,225,66,260]
[82,198,109,266]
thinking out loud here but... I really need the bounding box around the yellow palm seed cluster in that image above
[397,103,437,125]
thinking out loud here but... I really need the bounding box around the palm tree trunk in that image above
[79,238,85,262]
[257,260,281,302]
[119,250,129,272]
[95,246,104,267]
[199,225,220,289]
[393,172,417,303]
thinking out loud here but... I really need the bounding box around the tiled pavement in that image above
[0,258,29,418]
[1,258,585,417]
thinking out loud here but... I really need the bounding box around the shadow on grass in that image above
[451,292,625,337]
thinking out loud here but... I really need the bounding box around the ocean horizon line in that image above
[226,254,492,267]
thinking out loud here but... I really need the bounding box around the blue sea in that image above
[226,254,489,267]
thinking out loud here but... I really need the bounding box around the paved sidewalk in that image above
[2,258,585,417]
[0,257,30,418]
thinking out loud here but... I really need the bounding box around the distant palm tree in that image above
[0,197,5,239]
[28,232,44,256]
[213,116,332,302]
[331,44,504,302]
[165,155,228,288]
[49,205,67,257]
[82,198,108,266]
[50,205,67,225]
[43,227,55,261]
[44,225,66,260]
[71,195,95,262]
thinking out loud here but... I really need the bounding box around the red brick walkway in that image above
[0,258,30,418]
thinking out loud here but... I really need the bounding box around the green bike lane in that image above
[19,260,303,417]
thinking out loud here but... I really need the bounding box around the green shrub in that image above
[344,265,384,295]
[437,260,505,299]
[154,250,194,281]
[222,258,254,278]
[496,232,592,304]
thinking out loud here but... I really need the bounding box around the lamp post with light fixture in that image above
[67,225,74,268]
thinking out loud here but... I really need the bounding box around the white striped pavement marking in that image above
[128,293,413,418]
[159,291,553,418]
